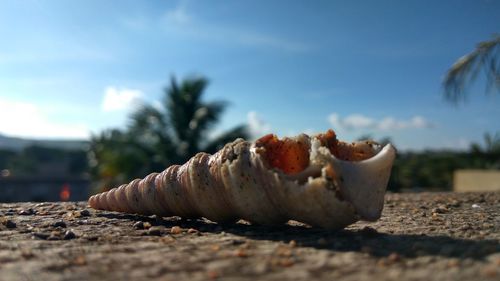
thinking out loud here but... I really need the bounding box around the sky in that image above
[0,0,499,150]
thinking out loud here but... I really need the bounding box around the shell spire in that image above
[89,130,396,229]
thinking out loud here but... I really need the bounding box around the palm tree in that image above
[89,76,248,192]
[443,34,500,103]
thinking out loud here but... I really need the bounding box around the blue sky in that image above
[0,0,499,150]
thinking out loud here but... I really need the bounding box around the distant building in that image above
[0,176,90,202]
[454,170,500,192]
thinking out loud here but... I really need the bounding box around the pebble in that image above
[170,226,182,234]
[4,219,16,229]
[432,205,449,214]
[133,221,143,229]
[52,221,67,228]
[80,209,91,217]
[361,226,379,237]
[64,230,76,240]
[19,209,35,216]
[147,227,163,236]
[187,228,199,234]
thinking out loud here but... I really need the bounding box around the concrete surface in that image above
[0,192,499,281]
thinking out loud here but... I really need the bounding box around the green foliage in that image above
[388,133,500,191]
[89,76,249,192]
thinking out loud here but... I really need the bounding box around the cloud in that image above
[441,137,471,151]
[247,111,271,138]
[164,1,191,25]
[0,98,89,139]
[101,87,143,112]
[162,1,310,53]
[328,113,432,131]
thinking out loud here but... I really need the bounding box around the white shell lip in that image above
[332,143,397,221]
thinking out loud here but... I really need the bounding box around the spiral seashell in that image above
[89,130,396,229]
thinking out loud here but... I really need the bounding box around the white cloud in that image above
[164,1,191,25]
[328,113,432,131]
[441,137,471,151]
[247,111,271,138]
[101,87,143,112]
[0,98,89,139]
[162,2,310,53]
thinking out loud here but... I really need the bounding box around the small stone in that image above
[361,226,379,237]
[64,230,76,240]
[33,232,50,240]
[77,220,90,225]
[472,204,481,208]
[134,221,152,229]
[147,226,162,236]
[71,211,81,218]
[432,205,449,214]
[80,209,91,216]
[52,221,67,228]
[170,226,182,234]
[187,228,199,234]
[4,219,16,229]
[289,240,297,247]
[133,221,144,229]
[431,213,441,220]
[19,209,35,216]
[460,224,471,231]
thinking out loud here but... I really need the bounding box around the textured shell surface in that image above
[89,130,396,229]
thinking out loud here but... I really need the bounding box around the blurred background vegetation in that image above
[88,76,249,192]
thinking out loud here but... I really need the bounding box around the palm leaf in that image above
[444,34,500,103]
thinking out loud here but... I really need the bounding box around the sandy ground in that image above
[0,192,499,281]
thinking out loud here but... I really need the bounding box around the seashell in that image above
[89,130,396,229]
